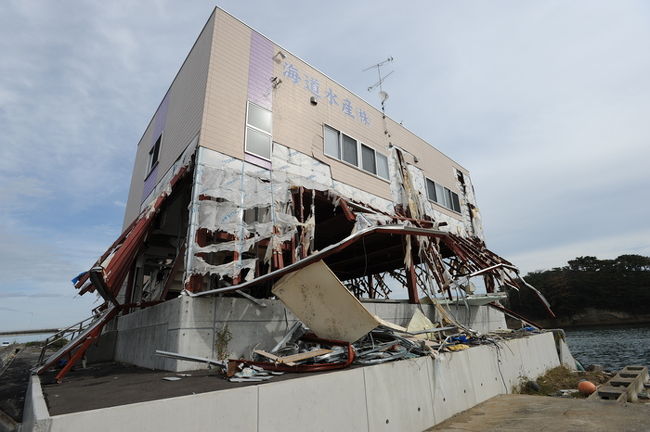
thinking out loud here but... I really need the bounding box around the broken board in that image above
[406,309,437,340]
[254,348,333,366]
[272,260,379,342]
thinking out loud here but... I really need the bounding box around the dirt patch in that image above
[517,366,610,397]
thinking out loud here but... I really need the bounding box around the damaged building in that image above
[35,8,554,383]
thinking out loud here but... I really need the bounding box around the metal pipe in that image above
[155,349,226,369]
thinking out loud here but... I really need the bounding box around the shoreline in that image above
[541,320,650,330]
[508,308,650,330]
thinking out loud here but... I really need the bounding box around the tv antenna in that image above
[363,56,394,114]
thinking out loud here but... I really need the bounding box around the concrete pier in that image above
[429,394,650,431]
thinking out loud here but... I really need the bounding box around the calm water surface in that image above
[0,333,54,344]
[564,324,650,371]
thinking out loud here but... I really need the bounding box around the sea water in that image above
[0,333,55,344]
[564,324,650,371]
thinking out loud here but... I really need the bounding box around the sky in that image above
[1,0,649,331]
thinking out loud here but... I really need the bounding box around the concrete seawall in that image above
[23,332,560,432]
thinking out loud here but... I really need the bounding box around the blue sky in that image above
[1,0,649,330]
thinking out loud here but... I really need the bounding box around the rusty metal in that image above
[405,259,420,304]
[35,305,119,379]
[159,243,186,301]
[487,302,544,329]
[76,165,190,301]
[54,326,101,383]
[338,199,357,222]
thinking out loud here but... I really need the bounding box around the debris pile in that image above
[158,314,525,384]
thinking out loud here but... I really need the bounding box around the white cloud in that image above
[507,228,650,274]
[0,0,649,330]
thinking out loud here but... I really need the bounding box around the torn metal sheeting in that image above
[188,224,446,297]
[272,260,380,343]
[356,349,409,365]
[184,224,541,321]
[71,144,550,311]
[270,321,305,353]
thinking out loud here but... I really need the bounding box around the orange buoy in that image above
[578,380,597,395]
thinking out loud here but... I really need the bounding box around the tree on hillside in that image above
[506,254,650,319]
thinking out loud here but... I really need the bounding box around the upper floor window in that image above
[147,134,161,174]
[323,124,389,180]
[426,178,461,213]
[245,102,272,160]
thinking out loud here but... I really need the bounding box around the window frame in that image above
[146,134,162,178]
[425,177,462,214]
[426,178,437,202]
[450,190,461,212]
[341,133,358,166]
[245,101,273,161]
[323,124,341,159]
[376,152,389,180]
[322,124,390,181]
[361,143,377,175]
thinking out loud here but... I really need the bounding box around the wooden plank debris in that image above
[254,348,333,366]
[277,349,332,364]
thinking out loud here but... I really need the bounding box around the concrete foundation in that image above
[23,332,560,432]
[110,296,507,372]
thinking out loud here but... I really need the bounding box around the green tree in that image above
[506,254,650,319]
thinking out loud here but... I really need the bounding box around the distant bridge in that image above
[0,329,61,336]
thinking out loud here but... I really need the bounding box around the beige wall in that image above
[199,11,250,162]
[271,50,392,200]
[201,9,469,208]
[123,8,473,228]
[123,12,216,228]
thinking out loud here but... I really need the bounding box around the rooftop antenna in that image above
[364,57,395,150]
[363,56,394,115]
